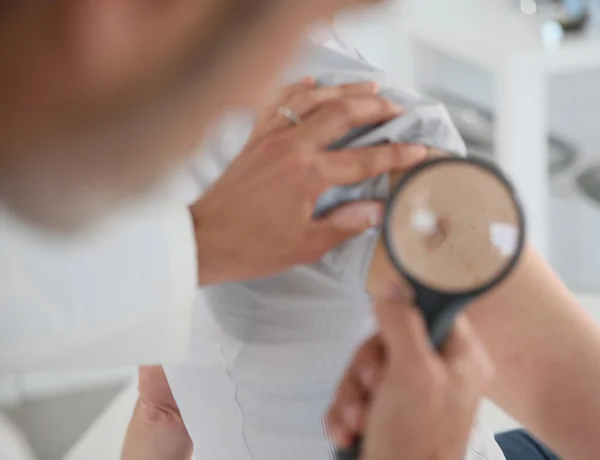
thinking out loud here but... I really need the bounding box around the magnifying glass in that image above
[332,155,526,460]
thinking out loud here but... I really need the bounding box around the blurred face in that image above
[0,0,372,229]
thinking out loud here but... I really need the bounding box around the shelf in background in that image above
[399,0,600,74]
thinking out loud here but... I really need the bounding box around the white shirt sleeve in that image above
[0,200,198,375]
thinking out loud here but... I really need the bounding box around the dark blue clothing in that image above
[496,430,561,460]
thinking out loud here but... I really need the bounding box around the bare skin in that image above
[121,367,193,460]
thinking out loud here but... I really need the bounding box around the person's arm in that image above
[367,171,600,459]
[467,245,600,459]
[121,367,192,460]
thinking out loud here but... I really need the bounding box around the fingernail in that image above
[332,203,383,231]
[416,145,429,156]
[331,425,348,447]
[404,144,427,157]
[363,80,379,91]
[357,202,384,227]
[343,405,362,429]
[367,207,384,227]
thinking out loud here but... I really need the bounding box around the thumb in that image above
[315,200,384,245]
[373,293,431,363]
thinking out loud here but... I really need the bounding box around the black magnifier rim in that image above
[382,155,527,298]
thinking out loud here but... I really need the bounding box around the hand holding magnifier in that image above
[333,155,526,460]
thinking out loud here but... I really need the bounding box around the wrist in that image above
[189,203,234,286]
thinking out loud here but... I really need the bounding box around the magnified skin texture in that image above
[386,161,521,293]
[366,150,600,460]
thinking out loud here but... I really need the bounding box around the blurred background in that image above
[3,0,600,458]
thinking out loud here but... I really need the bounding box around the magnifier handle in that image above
[428,303,467,348]
[416,289,473,349]
[335,438,363,460]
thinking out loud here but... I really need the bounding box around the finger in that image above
[326,338,383,445]
[318,143,428,188]
[349,335,386,392]
[373,296,433,367]
[309,200,385,248]
[286,81,379,119]
[425,146,448,159]
[334,336,385,403]
[269,81,379,132]
[329,373,366,433]
[263,77,316,111]
[253,77,317,134]
[297,95,403,146]
[388,145,448,184]
[441,316,494,390]
[325,406,355,449]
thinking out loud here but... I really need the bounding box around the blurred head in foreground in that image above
[0,0,376,229]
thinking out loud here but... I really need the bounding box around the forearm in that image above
[467,244,600,459]
[121,398,193,460]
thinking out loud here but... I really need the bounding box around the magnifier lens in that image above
[386,160,523,293]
